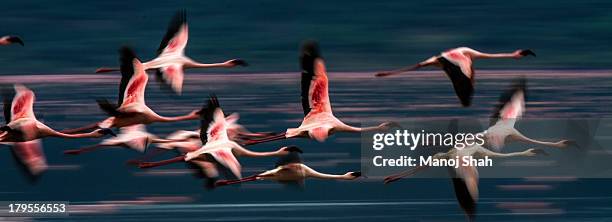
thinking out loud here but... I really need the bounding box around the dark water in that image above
[0,71,611,221]
[1,0,612,74]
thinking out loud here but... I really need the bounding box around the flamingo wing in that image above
[5,85,36,122]
[155,64,185,94]
[441,48,474,79]
[300,41,332,116]
[11,139,47,178]
[117,47,148,108]
[208,149,242,179]
[449,164,479,220]
[112,124,150,152]
[490,78,526,127]
[157,10,188,56]
[199,95,225,144]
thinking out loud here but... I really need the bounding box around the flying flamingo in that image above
[126,113,273,166]
[482,78,572,150]
[243,41,399,145]
[383,144,547,220]
[0,35,24,46]
[215,148,361,188]
[96,10,247,94]
[63,124,187,155]
[62,47,202,134]
[137,96,302,181]
[375,47,536,106]
[0,85,114,178]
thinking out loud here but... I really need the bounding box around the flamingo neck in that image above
[154,113,196,123]
[186,61,229,69]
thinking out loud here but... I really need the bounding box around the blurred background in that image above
[1,0,612,74]
[1,1,612,221]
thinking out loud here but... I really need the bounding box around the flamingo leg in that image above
[138,155,186,168]
[384,166,429,184]
[214,175,259,187]
[242,133,287,146]
[64,144,110,155]
[126,148,169,165]
[60,123,100,134]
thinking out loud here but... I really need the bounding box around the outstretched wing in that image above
[199,95,222,144]
[449,165,478,220]
[7,85,36,122]
[441,48,474,79]
[157,10,188,56]
[206,109,229,143]
[11,139,47,179]
[208,149,241,179]
[300,41,332,116]
[490,78,526,127]
[118,46,148,107]
[155,64,185,94]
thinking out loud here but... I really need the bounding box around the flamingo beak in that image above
[230,59,249,67]
[7,36,24,46]
[520,49,536,57]
[350,172,362,178]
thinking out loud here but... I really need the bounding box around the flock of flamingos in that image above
[0,10,574,220]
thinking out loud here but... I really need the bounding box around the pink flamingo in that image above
[1,85,113,178]
[215,148,361,188]
[136,96,301,181]
[62,47,202,134]
[376,47,536,106]
[63,124,187,155]
[244,41,399,146]
[96,10,247,94]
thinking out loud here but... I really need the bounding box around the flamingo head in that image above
[345,171,362,180]
[6,36,24,46]
[518,49,536,57]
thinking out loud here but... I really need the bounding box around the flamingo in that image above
[383,144,548,220]
[136,96,302,181]
[96,10,247,94]
[63,124,187,155]
[243,41,399,146]
[215,148,361,188]
[483,78,572,150]
[0,35,24,46]
[62,46,202,134]
[126,114,272,166]
[0,85,114,178]
[375,47,536,106]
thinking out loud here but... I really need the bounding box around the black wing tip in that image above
[119,46,139,74]
[7,36,24,46]
[350,172,362,177]
[520,49,536,57]
[96,99,121,116]
[489,77,528,125]
[301,40,321,58]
